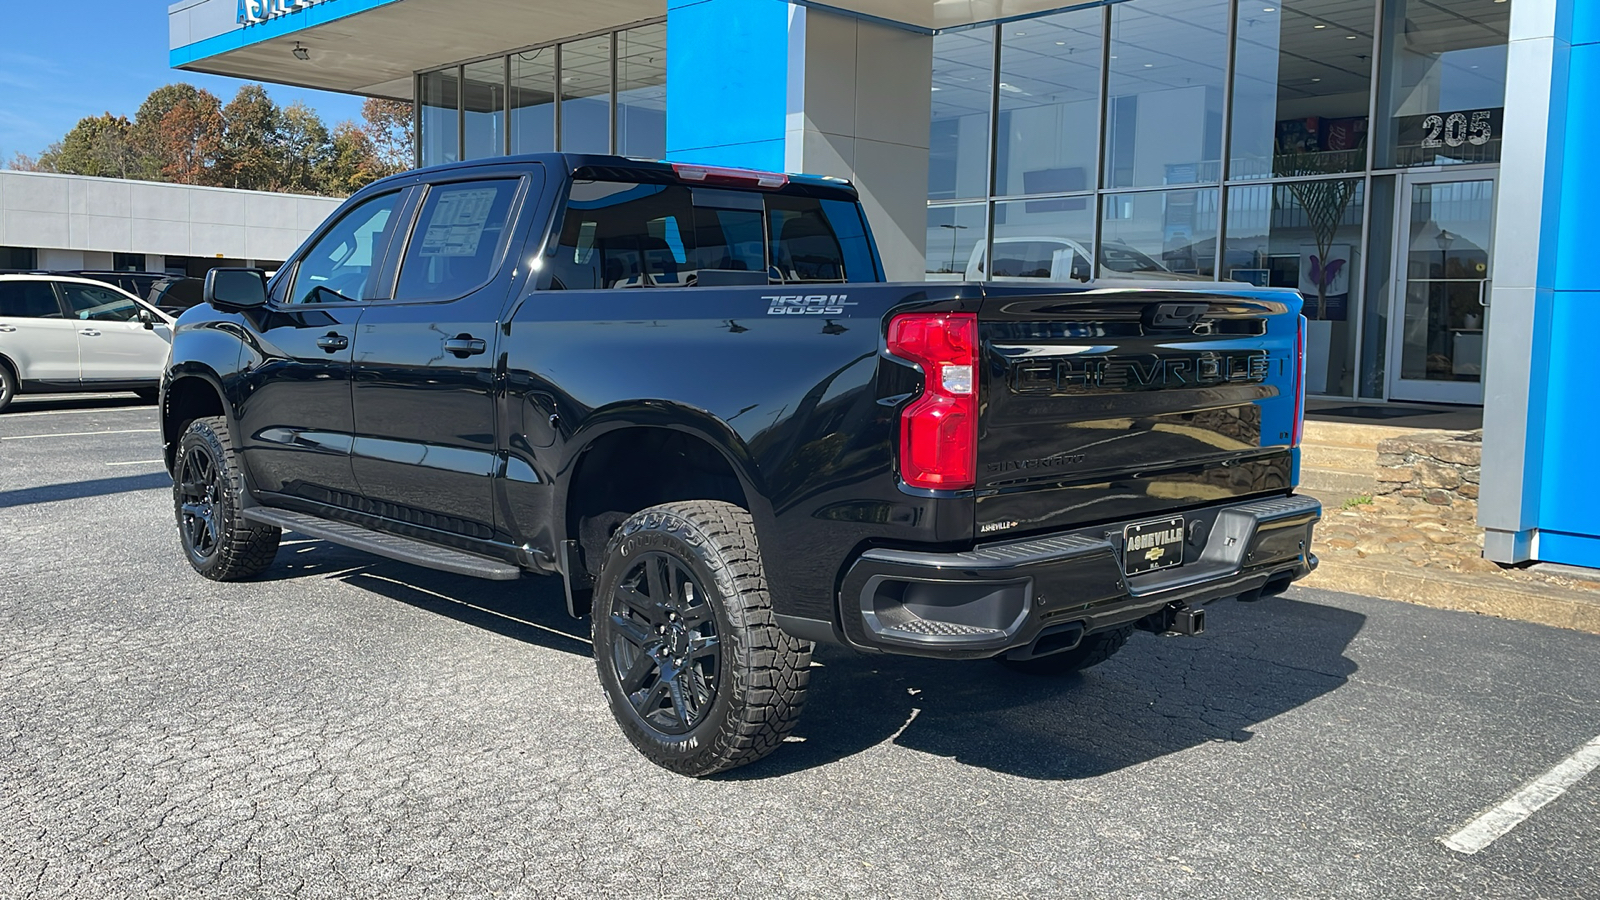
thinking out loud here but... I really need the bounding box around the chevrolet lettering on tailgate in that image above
[1011,350,1270,394]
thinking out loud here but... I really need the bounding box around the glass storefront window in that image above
[0,247,36,269]
[1231,0,1375,181]
[463,59,506,160]
[617,24,667,159]
[995,9,1101,199]
[1360,175,1397,398]
[1226,179,1365,396]
[930,28,993,201]
[1102,189,1219,279]
[510,47,556,155]
[1378,0,1510,168]
[562,36,613,153]
[419,68,459,168]
[989,198,1095,282]
[1104,0,1229,189]
[925,204,988,281]
[985,196,1100,280]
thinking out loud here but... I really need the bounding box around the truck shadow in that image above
[746,594,1363,781]
[273,540,1362,782]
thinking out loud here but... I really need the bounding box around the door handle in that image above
[79,328,101,337]
[0,324,15,332]
[444,335,487,358]
[315,332,349,352]
[1478,280,1492,308]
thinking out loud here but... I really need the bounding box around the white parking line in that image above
[105,459,167,466]
[1442,734,1600,855]
[1,404,151,418]
[1,428,159,441]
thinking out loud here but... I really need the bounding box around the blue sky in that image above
[0,1,365,161]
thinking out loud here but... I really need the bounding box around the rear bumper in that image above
[796,494,1320,660]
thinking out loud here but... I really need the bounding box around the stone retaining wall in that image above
[1374,430,1482,507]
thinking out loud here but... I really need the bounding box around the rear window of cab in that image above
[546,181,879,290]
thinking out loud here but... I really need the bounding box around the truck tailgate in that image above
[975,286,1302,538]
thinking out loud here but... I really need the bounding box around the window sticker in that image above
[419,188,499,257]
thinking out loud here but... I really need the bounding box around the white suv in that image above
[0,274,177,412]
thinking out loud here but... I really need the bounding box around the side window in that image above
[62,284,141,322]
[393,180,519,300]
[288,191,402,305]
[0,282,63,319]
[820,199,881,283]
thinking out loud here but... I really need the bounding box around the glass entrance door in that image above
[1387,174,1496,404]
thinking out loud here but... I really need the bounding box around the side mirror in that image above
[204,268,268,310]
[1071,260,1092,282]
[137,308,157,330]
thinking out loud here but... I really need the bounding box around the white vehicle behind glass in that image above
[0,275,175,412]
[962,236,1213,283]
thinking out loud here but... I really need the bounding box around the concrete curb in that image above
[1303,556,1600,634]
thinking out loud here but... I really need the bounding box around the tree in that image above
[219,85,282,190]
[1278,151,1360,322]
[131,83,209,180]
[322,122,386,196]
[37,114,136,179]
[6,149,49,170]
[17,82,405,196]
[277,101,332,194]
[157,91,225,185]
[360,98,414,172]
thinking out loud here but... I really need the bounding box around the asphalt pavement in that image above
[2,396,1597,899]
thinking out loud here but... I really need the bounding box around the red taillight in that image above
[887,312,978,490]
[671,163,789,189]
[1292,315,1306,445]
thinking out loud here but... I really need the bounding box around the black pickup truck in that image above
[161,154,1319,775]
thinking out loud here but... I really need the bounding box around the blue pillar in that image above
[665,0,790,171]
[1534,0,1600,566]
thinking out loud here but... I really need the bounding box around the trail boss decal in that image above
[766,294,856,316]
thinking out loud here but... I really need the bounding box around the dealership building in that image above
[168,0,1599,568]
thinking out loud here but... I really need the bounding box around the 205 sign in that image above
[1398,108,1503,161]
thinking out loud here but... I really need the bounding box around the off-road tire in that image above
[998,624,1133,676]
[0,362,16,413]
[592,500,812,776]
[174,416,280,581]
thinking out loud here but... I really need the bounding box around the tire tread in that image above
[178,416,280,581]
[595,500,812,776]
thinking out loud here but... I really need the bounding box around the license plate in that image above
[1122,516,1185,576]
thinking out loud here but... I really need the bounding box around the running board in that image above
[242,507,523,581]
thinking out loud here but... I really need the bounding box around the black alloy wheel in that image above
[177,441,224,564]
[591,501,812,776]
[172,416,280,581]
[605,551,721,735]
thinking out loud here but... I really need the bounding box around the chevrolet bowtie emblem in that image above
[1145,547,1166,562]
